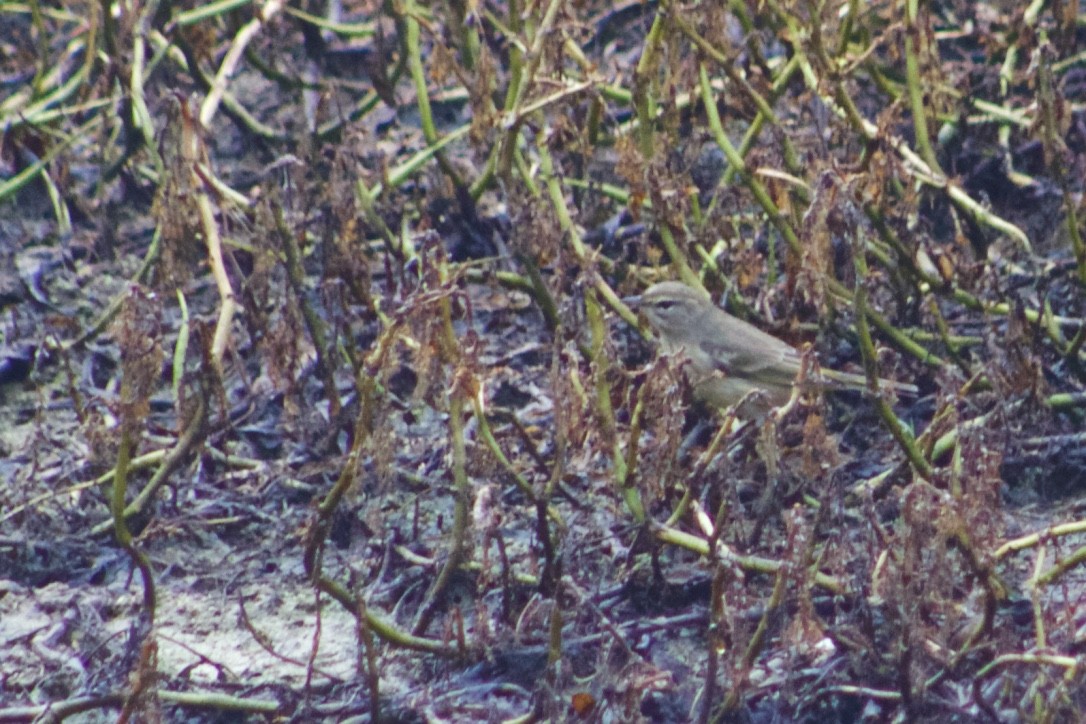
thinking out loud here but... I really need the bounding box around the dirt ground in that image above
[2,1,1086,722]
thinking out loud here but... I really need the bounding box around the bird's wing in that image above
[696,307,918,395]
[699,312,802,387]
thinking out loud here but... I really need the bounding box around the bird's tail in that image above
[822,368,918,396]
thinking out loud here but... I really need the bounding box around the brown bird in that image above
[626,281,917,414]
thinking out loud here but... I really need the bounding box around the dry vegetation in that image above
[2,0,1086,721]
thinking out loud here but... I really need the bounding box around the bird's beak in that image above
[622,294,641,308]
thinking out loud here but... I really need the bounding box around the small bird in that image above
[626,281,917,414]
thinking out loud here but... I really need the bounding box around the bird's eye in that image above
[654,301,676,310]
